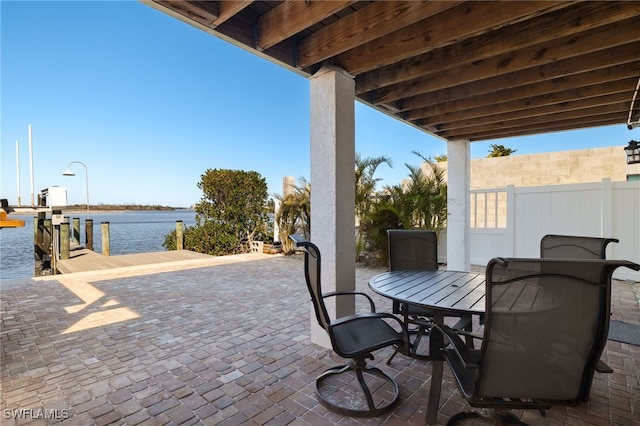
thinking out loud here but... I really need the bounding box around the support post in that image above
[505,185,515,256]
[600,178,613,238]
[447,140,471,271]
[101,222,110,256]
[43,218,52,262]
[176,220,184,250]
[60,221,70,260]
[72,217,80,245]
[86,219,94,251]
[309,65,356,348]
[34,213,46,276]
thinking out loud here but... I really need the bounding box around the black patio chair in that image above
[541,233,620,373]
[290,234,410,417]
[432,257,640,425]
[386,229,474,364]
[540,234,619,259]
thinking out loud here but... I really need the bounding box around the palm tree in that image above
[274,178,311,254]
[355,154,392,260]
[355,154,392,221]
[362,157,447,264]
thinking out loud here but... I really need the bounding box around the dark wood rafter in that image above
[402,46,640,115]
[157,1,220,27]
[373,18,640,106]
[257,0,358,51]
[296,1,462,69]
[355,1,639,94]
[145,0,640,142]
[213,1,253,27]
[420,81,636,129]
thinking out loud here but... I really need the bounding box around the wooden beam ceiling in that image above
[145,0,640,141]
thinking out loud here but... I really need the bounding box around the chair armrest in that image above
[323,291,376,312]
[431,324,481,369]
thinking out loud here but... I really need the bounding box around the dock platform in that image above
[57,247,270,274]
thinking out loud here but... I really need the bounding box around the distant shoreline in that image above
[8,206,193,215]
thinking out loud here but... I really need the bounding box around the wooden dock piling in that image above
[101,222,110,256]
[86,219,94,251]
[72,217,80,245]
[60,221,70,260]
[33,213,47,276]
[176,220,184,250]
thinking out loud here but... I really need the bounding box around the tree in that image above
[487,144,517,157]
[274,178,311,254]
[355,154,392,260]
[355,154,392,221]
[165,169,270,255]
[360,155,447,265]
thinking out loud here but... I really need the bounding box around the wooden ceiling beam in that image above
[213,1,253,27]
[451,116,626,141]
[410,70,640,121]
[147,1,636,142]
[356,1,640,94]
[434,94,632,132]
[421,80,635,128]
[154,1,219,27]
[296,1,460,69]
[440,112,626,141]
[401,43,640,114]
[257,0,357,51]
[334,1,567,76]
[374,18,640,105]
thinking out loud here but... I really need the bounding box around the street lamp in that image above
[62,161,90,211]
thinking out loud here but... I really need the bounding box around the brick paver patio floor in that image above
[2,254,639,425]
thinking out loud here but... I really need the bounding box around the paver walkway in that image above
[1,255,639,425]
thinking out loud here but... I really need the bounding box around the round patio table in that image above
[369,269,486,425]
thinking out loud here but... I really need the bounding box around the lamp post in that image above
[62,161,90,211]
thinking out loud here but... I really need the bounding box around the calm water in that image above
[0,210,196,280]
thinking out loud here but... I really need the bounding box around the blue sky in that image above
[2,1,638,208]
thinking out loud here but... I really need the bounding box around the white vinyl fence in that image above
[439,179,640,280]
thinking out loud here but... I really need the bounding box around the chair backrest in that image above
[290,235,331,332]
[387,229,438,271]
[540,234,618,259]
[477,257,638,403]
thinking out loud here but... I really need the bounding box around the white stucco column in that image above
[447,140,471,271]
[309,65,356,348]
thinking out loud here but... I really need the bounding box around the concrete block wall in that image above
[436,146,628,189]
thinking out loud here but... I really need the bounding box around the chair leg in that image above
[315,358,400,417]
[387,323,431,364]
[386,346,400,365]
[355,365,376,410]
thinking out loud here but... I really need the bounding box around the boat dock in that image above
[56,247,272,274]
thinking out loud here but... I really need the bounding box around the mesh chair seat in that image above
[332,316,406,358]
[290,235,410,417]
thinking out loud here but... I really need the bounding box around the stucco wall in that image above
[437,146,627,189]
